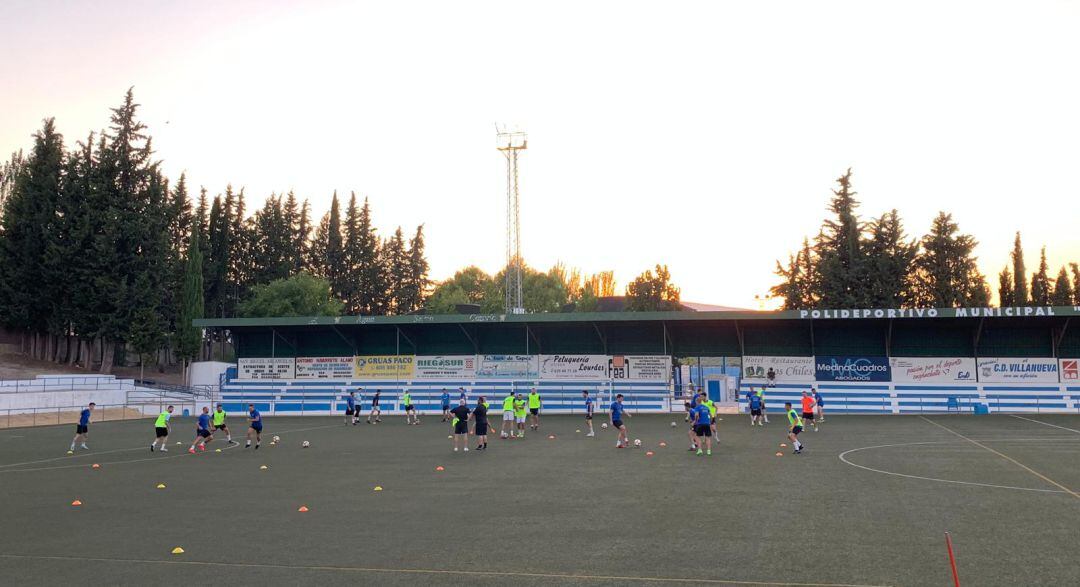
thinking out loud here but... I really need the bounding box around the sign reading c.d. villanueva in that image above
[798,306,1076,319]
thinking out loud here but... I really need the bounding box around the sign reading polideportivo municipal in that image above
[238,357,296,379]
[609,355,671,381]
[797,306,1071,319]
[815,356,891,382]
[539,354,609,380]
[977,357,1059,383]
[742,356,815,382]
[413,356,476,379]
[353,355,414,379]
[889,357,975,383]
[476,355,539,379]
[295,357,353,379]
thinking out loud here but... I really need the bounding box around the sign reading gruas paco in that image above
[977,357,1059,383]
[742,356,815,382]
[295,357,353,379]
[889,357,975,383]
[539,354,609,380]
[413,356,476,379]
[238,357,296,379]
[353,355,415,380]
[609,355,671,381]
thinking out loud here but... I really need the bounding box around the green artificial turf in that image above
[0,412,1077,586]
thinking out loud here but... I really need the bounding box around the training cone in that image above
[259,465,268,470]
[435,466,444,471]
[156,483,166,489]
[66,450,73,455]
[576,429,581,433]
[91,463,100,469]
[373,486,383,492]
[780,443,788,448]
[171,547,184,554]
[646,451,655,456]
[71,499,82,506]
[447,435,453,439]
[298,506,309,512]
[548,434,556,440]
[215,448,222,453]
[176,442,182,445]
[775,452,784,457]
[659,442,667,447]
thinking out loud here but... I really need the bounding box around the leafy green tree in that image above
[771,238,817,309]
[1011,232,1028,306]
[813,169,869,307]
[1051,267,1073,306]
[911,212,988,307]
[1072,264,1080,305]
[355,197,384,314]
[626,264,681,311]
[399,225,430,313]
[1029,246,1051,306]
[177,229,205,380]
[864,210,918,307]
[382,227,409,313]
[998,266,1015,307]
[425,266,496,314]
[0,150,24,214]
[238,273,344,317]
[341,192,363,312]
[294,198,312,274]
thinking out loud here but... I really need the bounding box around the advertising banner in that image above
[476,355,539,379]
[294,357,353,379]
[889,357,976,383]
[353,355,415,380]
[609,355,671,381]
[539,354,609,380]
[413,356,477,379]
[742,356,815,382]
[237,357,295,379]
[1060,359,1079,382]
[815,355,891,382]
[977,357,1060,383]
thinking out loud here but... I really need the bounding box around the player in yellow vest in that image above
[528,389,542,431]
[784,401,804,454]
[513,393,527,438]
[149,405,174,452]
[704,397,718,437]
[501,392,516,439]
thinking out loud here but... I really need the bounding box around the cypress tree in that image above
[177,229,205,381]
[341,192,362,312]
[912,212,988,307]
[356,197,384,314]
[1051,267,1073,306]
[324,193,346,298]
[1029,246,1051,306]
[864,210,917,307]
[997,267,1015,307]
[295,199,311,274]
[383,227,409,314]
[400,224,430,313]
[1072,263,1080,305]
[813,169,867,307]
[1011,232,1028,306]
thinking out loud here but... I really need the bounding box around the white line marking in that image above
[1009,414,1080,434]
[838,437,1080,494]
[0,553,892,586]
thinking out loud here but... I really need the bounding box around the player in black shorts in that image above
[449,399,471,452]
[367,389,382,423]
[473,396,489,450]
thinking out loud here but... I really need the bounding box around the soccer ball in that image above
[633,439,642,447]
[272,436,281,443]
[301,440,310,448]
[670,421,677,427]
[601,423,608,429]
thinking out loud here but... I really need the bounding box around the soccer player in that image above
[513,393,527,438]
[813,387,825,422]
[440,389,451,422]
[683,385,697,422]
[801,391,818,431]
[610,393,631,448]
[473,396,490,450]
[70,402,94,452]
[345,390,357,425]
[528,388,542,431]
[692,395,713,456]
[403,390,419,425]
[189,406,214,453]
[756,387,769,424]
[583,390,595,437]
[500,391,515,439]
[449,399,471,452]
[785,402,805,454]
[245,404,263,449]
[704,393,718,437]
[212,404,232,443]
[748,389,764,426]
[458,387,468,405]
[367,389,382,423]
[150,405,174,452]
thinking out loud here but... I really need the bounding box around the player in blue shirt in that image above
[440,389,452,422]
[583,390,595,437]
[610,394,632,448]
[691,397,713,456]
[69,402,95,452]
[345,390,358,425]
[813,387,825,422]
[684,385,698,422]
[458,387,468,404]
[189,406,214,453]
[245,404,263,449]
[748,391,764,427]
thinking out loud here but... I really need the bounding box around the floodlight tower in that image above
[496,126,527,314]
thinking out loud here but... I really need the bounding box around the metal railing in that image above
[0,376,138,394]
[0,399,201,430]
[733,394,1080,415]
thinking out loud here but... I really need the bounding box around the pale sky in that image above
[3,0,1079,309]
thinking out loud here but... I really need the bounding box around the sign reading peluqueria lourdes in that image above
[797,306,1079,319]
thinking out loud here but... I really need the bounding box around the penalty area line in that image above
[0,553,893,587]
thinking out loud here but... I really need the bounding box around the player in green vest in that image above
[500,391,516,439]
[403,390,419,425]
[704,396,718,437]
[756,387,769,424]
[513,393,527,438]
[149,405,174,452]
[528,388,542,431]
[784,401,804,454]
[212,403,232,443]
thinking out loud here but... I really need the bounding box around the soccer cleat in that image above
[696,450,703,456]
[160,447,168,452]
[255,444,260,449]
[81,444,89,450]
[150,444,155,452]
[706,450,712,456]
[199,445,206,451]
[188,448,196,454]
[586,432,594,437]
[463,447,469,452]
[454,447,458,452]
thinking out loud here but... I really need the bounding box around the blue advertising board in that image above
[815,355,891,382]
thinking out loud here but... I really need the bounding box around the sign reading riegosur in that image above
[539,354,609,380]
[609,355,671,381]
[238,357,296,379]
[476,355,539,379]
[294,357,353,379]
[889,357,976,383]
[1059,359,1079,382]
[976,357,1060,383]
[742,356,815,382]
[353,355,415,379]
[413,356,476,379]
[815,355,891,382]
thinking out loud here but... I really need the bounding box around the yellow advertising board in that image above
[353,355,415,379]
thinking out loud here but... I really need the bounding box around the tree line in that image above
[772,169,1080,309]
[0,89,430,376]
